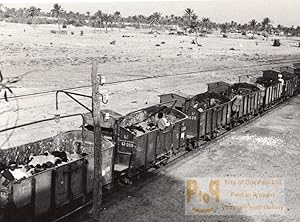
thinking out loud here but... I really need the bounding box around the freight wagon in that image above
[83,103,188,179]
[0,125,114,222]
[159,91,232,149]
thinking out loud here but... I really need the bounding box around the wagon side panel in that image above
[70,160,84,200]
[34,170,52,216]
[55,165,70,207]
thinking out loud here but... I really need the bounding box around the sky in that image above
[2,0,300,26]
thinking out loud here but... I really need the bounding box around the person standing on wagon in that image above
[278,74,285,99]
[231,91,243,122]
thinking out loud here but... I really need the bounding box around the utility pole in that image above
[92,58,102,222]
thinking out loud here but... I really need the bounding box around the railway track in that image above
[2,57,300,101]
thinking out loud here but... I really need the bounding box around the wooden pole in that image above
[92,59,102,221]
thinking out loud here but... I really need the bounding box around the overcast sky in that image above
[2,0,300,26]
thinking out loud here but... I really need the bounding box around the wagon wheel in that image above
[238,117,245,124]
[187,142,195,151]
[136,173,141,181]
[162,159,168,166]
[226,123,232,130]
[121,177,133,185]
[205,135,211,141]
[213,131,219,138]
[243,115,249,122]
[168,149,173,159]
[196,141,202,148]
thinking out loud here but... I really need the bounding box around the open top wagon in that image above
[0,116,114,222]
[255,69,299,109]
[159,91,231,148]
[113,103,188,178]
[262,69,298,97]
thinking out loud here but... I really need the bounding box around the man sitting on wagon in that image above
[193,101,206,112]
[157,112,171,130]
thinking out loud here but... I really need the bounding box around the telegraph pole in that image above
[92,58,102,221]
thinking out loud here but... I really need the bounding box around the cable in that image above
[1,58,300,101]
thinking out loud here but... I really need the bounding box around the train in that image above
[0,63,299,222]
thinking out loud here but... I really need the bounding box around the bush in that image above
[74,22,83,27]
[67,19,85,27]
[62,23,67,28]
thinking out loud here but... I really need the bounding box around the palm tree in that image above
[190,14,200,45]
[184,8,194,24]
[249,19,257,38]
[170,14,175,26]
[230,20,237,31]
[148,12,162,37]
[27,6,40,28]
[85,11,90,27]
[114,11,121,31]
[202,17,210,36]
[184,8,195,35]
[102,13,110,33]
[137,14,146,27]
[51,3,64,30]
[93,10,102,32]
[220,23,229,34]
[16,8,25,18]
[262,17,271,35]
[108,14,114,31]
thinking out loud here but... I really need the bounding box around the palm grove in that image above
[0,4,299,37]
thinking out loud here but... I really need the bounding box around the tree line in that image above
[0,4,300,37]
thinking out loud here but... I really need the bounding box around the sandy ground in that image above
[1,22,300,148]
[69,95,300,222]
[1,22,300,92]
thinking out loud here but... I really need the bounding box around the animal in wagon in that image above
[51,151,68,162]
[125,125,146,134]
[0,162,14,186]
[0,162,32,185]
[9,167,28,180]
[0,162,7,171]
[28,152,62,168]
[0,169,15,186]
[146,122,157,131]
